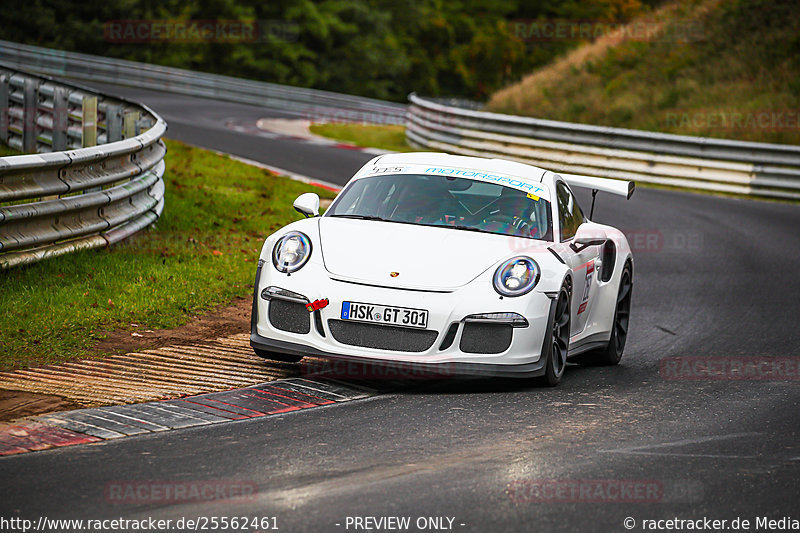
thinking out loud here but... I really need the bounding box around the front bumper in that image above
[250,259,556,378]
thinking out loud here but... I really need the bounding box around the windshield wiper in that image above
[452,224,542,240]
[451,225,494,234]
[413,223,494,234]
[329,214,387,221]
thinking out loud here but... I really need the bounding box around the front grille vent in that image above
[328,320,438,352]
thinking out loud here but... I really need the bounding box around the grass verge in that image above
[0,139,336,371]
[309,123,420,153]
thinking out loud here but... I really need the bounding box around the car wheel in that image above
[253,349,303,363]
[537,283,571,387]
[575,263,632,366]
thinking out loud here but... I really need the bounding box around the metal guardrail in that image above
[407,94,800,200]
[0,40,406,125]
[0,66,166,268]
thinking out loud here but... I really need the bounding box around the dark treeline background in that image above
[0,0,661,102]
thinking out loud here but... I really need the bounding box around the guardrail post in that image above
[22,78,39,153]
[106,104,122,143]
[0,73,8,145]
[82,96,100,192]
[51,86,69,151]
[123,111,140,138]
[82,95,97,147]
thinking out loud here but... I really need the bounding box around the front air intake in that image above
[268,300,311,334]
[459,323,512,354]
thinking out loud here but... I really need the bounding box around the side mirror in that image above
[293,193,320,218]
[573,224,607,247]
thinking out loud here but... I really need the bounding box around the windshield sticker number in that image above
[369,166,406,174]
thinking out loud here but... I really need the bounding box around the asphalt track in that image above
[1,84,799,532]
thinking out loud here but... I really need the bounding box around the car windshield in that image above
[326,173,553,241]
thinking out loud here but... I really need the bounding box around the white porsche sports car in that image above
[250,153,634,385]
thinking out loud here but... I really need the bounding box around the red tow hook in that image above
[306,298,329,312]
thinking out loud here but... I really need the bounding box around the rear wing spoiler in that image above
[560,174,635,200]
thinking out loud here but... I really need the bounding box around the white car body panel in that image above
[319,217,544,291]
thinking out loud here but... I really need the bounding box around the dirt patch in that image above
[0,297,254,422]
[0,389,80,423]
[91,296,252,356]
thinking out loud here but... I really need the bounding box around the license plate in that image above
[341,301,429,329]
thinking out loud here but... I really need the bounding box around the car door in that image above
[555,181,601,336]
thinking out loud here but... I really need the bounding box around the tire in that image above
[536,283,571,387]
[574,263,632,366]
[253,348,303,363]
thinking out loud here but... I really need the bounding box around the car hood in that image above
[318,218,548,291]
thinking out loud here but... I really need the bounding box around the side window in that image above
[556,182,585,241]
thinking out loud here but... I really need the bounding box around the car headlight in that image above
[272,231,312,273]
[493,257,540,297]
